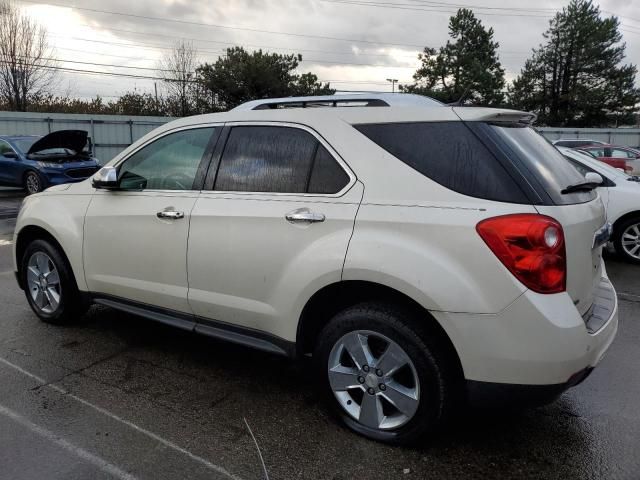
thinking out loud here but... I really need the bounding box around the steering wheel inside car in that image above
[160,172,194,190]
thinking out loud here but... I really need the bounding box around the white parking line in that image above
[0,239,13,246]
[0,356,242,480]
[0,403,139,480]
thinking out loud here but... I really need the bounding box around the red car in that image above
[577,145,640,174]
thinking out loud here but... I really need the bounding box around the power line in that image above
[20,0,426,48]
[319,0,553,18]
[0,58,403,86]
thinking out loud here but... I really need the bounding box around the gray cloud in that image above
[28,0,640,96]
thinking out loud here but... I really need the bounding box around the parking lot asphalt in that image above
[0,211,639,479]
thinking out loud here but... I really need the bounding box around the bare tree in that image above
[158,40,198,117]
[0,1,58,111]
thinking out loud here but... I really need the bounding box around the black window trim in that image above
[111,124,223,193]
[203,121,356,197]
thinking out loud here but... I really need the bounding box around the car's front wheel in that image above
[24,171,44,195]
[613,216,640,264]
[314,302,458,445]
[21,239,87,324]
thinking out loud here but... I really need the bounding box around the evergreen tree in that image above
[197,47,334,110]
[402,8,505,105]
[509,0,639,127]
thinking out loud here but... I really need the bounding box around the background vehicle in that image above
[12,94,617,444]
[577,144,640,175]
[0,130,100,194]
[552,139,606,148]
[560,146,640,264]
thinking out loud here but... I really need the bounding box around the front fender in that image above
[13,190,92,291]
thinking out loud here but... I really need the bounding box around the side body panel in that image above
[187,182,364,341]
[343,199,535,315]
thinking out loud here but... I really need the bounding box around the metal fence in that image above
[2,111,640,162]
[538,127,640,147]
[0,111,175,163]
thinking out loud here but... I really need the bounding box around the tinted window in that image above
[490,125,597,204]
[0,141,13,155]
[118,128,213,191]
[308,145,350,194]
[355,122,527,203]
[215,126,318,193]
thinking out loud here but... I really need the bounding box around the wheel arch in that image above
[15,225,74,290]
[612,210,640,235]
[296,280,464,378]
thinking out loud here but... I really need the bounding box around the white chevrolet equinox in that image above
[13,94,618,444]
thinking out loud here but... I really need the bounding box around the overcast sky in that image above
[21,0,640,100]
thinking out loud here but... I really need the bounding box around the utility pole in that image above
[386,78,398,93]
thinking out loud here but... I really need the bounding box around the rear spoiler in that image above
[453,107,537,125]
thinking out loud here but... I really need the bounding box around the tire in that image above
[24,171,44,195]
[613,216,640,264]
[21,239,88,325]
[314,302,458,445]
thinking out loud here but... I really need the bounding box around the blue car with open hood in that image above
[0,130,100,194]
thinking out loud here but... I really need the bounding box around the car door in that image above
[187,124,363,341]
[0,140,21,186]
[83,126,219,314]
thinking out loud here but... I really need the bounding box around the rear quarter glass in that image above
[354,122,529,204]
[480,124,597,206]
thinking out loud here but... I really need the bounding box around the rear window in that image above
[354,122,528,203]
[489,125,596,205]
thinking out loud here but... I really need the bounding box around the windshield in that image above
[12,138,38,154]
[490,125,596,205]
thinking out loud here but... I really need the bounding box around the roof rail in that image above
[232,93,442,111]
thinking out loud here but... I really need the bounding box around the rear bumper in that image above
[432,269,618,389]
[466,368,593,408]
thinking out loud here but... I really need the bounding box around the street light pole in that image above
[386,78,398,93]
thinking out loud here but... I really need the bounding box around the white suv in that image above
[13,94,618,444]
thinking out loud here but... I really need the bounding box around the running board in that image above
[92,296,293,357]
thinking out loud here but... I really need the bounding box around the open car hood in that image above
[27,130,88,155]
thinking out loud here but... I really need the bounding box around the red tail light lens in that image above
[476,214,566,294]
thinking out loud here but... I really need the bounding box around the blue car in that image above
[0,130,100,194]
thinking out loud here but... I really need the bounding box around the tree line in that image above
[0,0,638,127]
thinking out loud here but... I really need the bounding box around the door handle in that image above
[157,209,185,220]
[285,209,325,224]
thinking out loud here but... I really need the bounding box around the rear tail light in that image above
[476,214,566,294]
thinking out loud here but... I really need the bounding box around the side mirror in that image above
[585,172,604,185]
[92,166,119,189]
[2,151,17,159]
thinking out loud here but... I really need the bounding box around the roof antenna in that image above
[447,86,472,106]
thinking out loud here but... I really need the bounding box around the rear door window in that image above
[214,126,350,194]
[308,144,350,194]
[355,122,528,203]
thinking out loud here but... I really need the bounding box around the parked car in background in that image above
[577,144,640,175]
[0,130,100,195]
[13,94,617,444]
[552,139,606,148]
[559,146,640,264]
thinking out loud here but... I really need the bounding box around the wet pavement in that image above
[0,212,639,479]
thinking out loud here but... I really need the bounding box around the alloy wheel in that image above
[26,173,41,194]
[327,330,420,430]
[621,223,640,260]
[26,252,62,314]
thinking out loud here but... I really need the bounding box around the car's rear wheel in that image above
[314,302,457,445]
[24,171,43,195]
[613,216,640,264]
[21,239,87,324]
